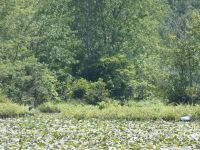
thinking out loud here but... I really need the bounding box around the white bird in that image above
[180,116,192,122]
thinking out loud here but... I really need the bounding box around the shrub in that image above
[99,55,134,100]
[166,85,200,105]
[0,58,58,106]
[85,79,108,105]
[38,102,61,113]
[49,102,200,121]
[98,100,120,110]
[70,78,108,105]
[163,74,200,105]
[185,86,200,104]
[74,55,134,101]
[0,94,11,103]
[0,96,28,118]
[71,78,90,99]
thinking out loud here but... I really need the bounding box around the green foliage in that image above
[0,94,11,103]
[70,78,108,105]
[31,0,79,72]
[99,55,134,100]
[0,58,58,106]
[85,79,109,105]
[38,102,61,113]
[0,0,200,105]
[71,78,90,99]
[1,115,200,149]
[0,95,28,118]
[0,103,28,118]
[69,0,168,102]
[47,102,200,121]
[161,4,200,104]
[98,100,121,110]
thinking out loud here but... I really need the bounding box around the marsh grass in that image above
[0,95,28,118]
[1,94,200,121]
[38,101,200,121]
[38,102,61,113]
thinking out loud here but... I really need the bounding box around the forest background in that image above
[0,0,200,107]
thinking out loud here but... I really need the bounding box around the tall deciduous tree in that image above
[0,0,58,105]
[161,0,200,103]
[69,0,168,100]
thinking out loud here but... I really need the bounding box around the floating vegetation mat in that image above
[0,115,200,149]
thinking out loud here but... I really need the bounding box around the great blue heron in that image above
[29,101,35,111]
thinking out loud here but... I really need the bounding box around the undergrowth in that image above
[1,94,200,121]
[37,100,200,121]
[0,95,28,118]
[38,102,61,113]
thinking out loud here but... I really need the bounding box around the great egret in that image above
[180,116,192,121]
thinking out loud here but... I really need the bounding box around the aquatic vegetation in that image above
[0,115,199,149]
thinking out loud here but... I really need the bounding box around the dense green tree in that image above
[161,0,200,103]
[0,0,199,104]
[0,0,58,105]
[70,0,168,100]
[27,0,82,99]
[30,0,79,72]
[69,0,135,99]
